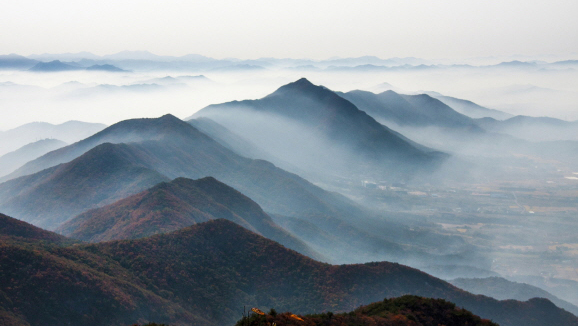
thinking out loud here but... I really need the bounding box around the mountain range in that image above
[193,78,447,180]
[1,74,577,326]
[0,113,475,268]
[2,215,578,326]
[28,60,126,72]
[450,277,578,317]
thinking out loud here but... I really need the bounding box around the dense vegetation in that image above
[237,295,498,326]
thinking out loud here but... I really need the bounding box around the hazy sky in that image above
[3,0,578,60]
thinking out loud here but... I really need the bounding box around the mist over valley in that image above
[0,51,577,326]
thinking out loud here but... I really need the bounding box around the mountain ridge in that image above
[57,176,324,260]
[194,78,447,180]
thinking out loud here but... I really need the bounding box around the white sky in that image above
[2,0,578,60]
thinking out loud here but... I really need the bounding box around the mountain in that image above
[0,54,38,70]
[0,217,199,326]
[57,176,323,260]
[193,78,447,180]
[2,115,191,180]
[340,90,480,130]
[0,212,71,245]
[475,115,578,141]
[28,60,82,72]
[0,120,106,158]
[0,139,66,178]
[0,142,170,229]
[0,114,476,267]
[426,93,514,120]
[450,277,578,317]
[85,64,127,72]
[239,295,498,326]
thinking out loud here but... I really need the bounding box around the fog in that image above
[1,60,578,307]
[1,62,578,131]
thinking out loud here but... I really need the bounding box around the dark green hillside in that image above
[58,177,322,260]
[0,213,71,245]
[0,232,200,326]
[238,295,498,326]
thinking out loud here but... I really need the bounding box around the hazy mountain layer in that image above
[340,90,480,130]
[0,115,363,233]
[451,277,578,317]
[427,93,513,120]
[193,78,447,180]
[0,142,170,229]
[0,120,106,158]
[0,139,66,178]
[476,115,578,142]
[0,114,489,267]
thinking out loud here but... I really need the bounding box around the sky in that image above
[3,0,578,61]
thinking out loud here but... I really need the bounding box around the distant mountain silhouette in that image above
[0,120,106,158]
[0,139,66,178]
[28,60,82,72]
[3,114,194,180]
[85,64,127,72]
[0,54,38,69]
[451,277,578,317]
[194,78,447,180]
[57,176,323,260]
[476,115,578,141]
[340,90,480,130]
[427,93,513,120]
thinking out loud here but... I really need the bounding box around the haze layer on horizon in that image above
[3,0,578,62]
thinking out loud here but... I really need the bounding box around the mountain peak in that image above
[273,77,319,93]
[293,77,314,86]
